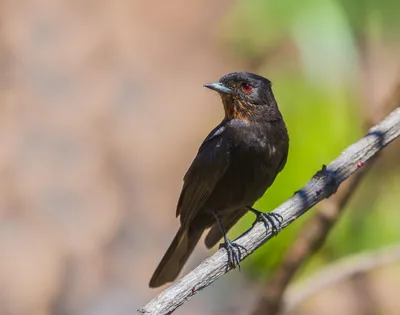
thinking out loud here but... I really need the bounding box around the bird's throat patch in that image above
[222,96,254,123]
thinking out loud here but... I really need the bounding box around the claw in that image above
[248,207,283,236]
[213,211,247,270]
[219,238,246,270]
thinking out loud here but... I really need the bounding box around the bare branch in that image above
[249,158,376,315]
[138,107,400,315]
[284,244,400,312]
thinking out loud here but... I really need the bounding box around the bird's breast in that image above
[204,124,287,213]
[226,122,285,197]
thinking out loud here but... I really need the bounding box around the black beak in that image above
[203,82,232,94]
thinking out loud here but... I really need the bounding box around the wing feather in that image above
[176,123,229,225]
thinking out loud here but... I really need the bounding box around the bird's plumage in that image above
[149,72,289,288]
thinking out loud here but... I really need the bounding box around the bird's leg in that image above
[213,212,245,270]
[248,207,283,236]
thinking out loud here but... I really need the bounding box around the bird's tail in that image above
[149,224,203,288]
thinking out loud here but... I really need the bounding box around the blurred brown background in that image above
[1,1,400,315]
[0,1,245,314]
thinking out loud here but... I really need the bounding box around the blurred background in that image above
[0,1,400,315]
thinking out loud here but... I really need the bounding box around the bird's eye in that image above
[242,83,253,93]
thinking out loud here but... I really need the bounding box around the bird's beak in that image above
[203,82,232,94]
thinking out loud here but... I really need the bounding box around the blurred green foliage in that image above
[219,0,400,281]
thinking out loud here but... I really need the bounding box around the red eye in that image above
[242,83,253,93]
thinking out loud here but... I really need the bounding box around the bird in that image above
[149,72,289,288]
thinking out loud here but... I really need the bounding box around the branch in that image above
[249,157,376,315]
[138,107,400,315]
[284,244,400,312]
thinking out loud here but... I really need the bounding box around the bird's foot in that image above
[219,238,246,270]
[249,207,283,236]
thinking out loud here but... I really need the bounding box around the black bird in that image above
[149,72,289,288]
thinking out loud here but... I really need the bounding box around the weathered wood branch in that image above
[138,107,400,315]
[250,157,376,315]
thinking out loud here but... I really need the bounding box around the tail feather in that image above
[149,225,203,288]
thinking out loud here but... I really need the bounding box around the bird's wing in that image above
[176,123,229,225]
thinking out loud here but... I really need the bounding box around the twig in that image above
[283,244,400,312]
[138,107,400,315]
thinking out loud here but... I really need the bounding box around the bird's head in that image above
[204,72,282,122]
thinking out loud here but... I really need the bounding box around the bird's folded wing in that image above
[176,123,229,225]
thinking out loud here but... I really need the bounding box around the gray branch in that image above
[138,107,400,315]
